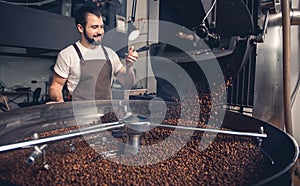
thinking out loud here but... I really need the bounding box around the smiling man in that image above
[49,6,138,102]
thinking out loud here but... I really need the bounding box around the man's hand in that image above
[46,101,61,104]
[125,46,138,67]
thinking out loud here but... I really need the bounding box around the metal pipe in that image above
[267,9,300,26]
[291,9,300,25]
[151,123,267,138]
[123,134,140,155]
[0,123,124,152]
[72,121,120,132]
[281,0,294,138]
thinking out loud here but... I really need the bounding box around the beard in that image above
[83,29,102,46]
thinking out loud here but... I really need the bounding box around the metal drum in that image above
[0,100,298,185]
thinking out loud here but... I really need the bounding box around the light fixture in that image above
[127,0,140,41]
[127,22,140,41]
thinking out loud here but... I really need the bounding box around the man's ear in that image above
[77,24,84,33]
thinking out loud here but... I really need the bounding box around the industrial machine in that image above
[0,0,299,185]
[0,100,298,185]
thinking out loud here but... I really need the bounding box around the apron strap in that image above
[101,45,110,62]
[72,43,85,64]
[73,44,110,63]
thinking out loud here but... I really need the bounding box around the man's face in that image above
[81,13,104,45]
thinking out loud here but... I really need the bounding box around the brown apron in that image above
[72,44,112,101]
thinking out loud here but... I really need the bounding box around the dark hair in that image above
[74,6,102,27]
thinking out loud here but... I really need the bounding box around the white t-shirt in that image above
[54,41,123,95]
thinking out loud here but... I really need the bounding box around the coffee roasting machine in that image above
[0,0,300,185]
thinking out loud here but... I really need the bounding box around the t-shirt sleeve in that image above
[54,52,70,79]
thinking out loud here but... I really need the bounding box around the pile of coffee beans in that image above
[0,104,268,186]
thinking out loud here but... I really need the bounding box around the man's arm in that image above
[116,46,138,89]
[49,72,67,102]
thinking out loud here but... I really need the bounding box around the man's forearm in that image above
[124,65,135,89]
[49,87,64,102]
[116,65,135,90]
[119,46,138,89]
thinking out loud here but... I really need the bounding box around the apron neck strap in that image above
[100,45,110,61]
[73,43,84,64]
[73,43,110,62]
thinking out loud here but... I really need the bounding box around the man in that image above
[49,6,138,102]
